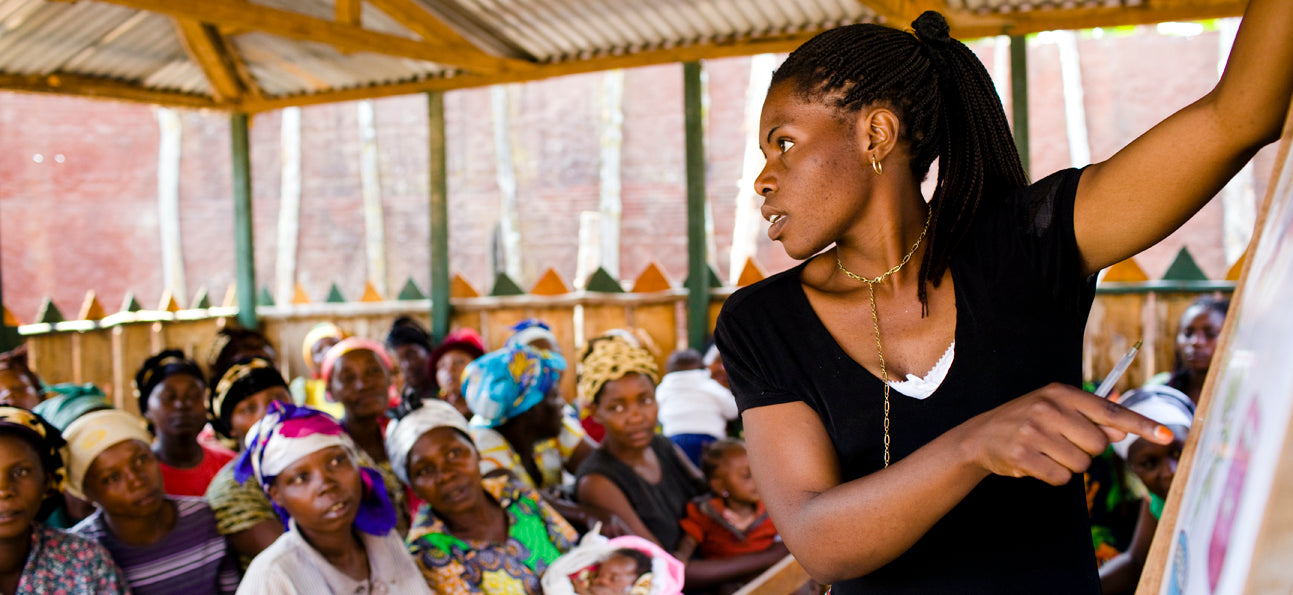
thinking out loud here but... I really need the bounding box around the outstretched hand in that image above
[958,383,1174,486]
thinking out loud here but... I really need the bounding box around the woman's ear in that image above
[855,107,901,162]
[267,483,282,509]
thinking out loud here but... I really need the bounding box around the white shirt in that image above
[656,369,739,439]
[237,521,431,595]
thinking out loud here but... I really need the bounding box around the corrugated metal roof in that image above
[0,0,1245,111]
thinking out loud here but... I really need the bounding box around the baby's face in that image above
[588,555,641,595]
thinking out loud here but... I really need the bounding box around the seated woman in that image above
[675,439,789,594]
[0,346,43,410]
[135,350,235,496]
[66,409,240,594]
[386,316,437,416]
[204,357,294,569]
[575,333,707,551]
[31,383,113,529]
[385,399,578,594]
[1150,296,1229,405]
[234,402,429,594]
[1099,386,1194,595]
[0,406,128,594]
[430,328,487,418]
[320,338,409,532]
[289,322,347,419]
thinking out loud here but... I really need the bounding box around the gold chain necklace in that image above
[834,208,931,468]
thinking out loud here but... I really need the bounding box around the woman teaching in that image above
[713,5,1292,593]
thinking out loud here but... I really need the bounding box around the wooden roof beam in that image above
[366,0,533,70]
[944,1,1249,39]
[0,73,219,109]
[91,0,525,74]
[173,18,244,103]
[861,0,949,28]
[336,0,362,27]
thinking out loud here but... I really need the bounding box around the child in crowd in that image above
[136,350,235,496]
[205,357,294,569]
[234,402,430,594]
[656,348,739,466]
[544,533,686,595]
[1099,386,1194,595]
[66,409,240,594]
[675,439,788,593]
[574,548,655,595]
[0,406,128,594]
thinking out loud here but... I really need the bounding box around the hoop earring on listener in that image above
[871,156,883,176]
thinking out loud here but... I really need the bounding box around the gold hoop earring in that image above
[871,156,883,176]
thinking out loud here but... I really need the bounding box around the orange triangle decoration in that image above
[531,269,570,296]
[736,258,765,287]
[222,284,238,308]
[631,263,672,293]
[450,274,480,299]
[360,281,384,302]
[158,290,182,312]
[78,291,106,321]
[1101,258,1149,283]
[2,306,20,327]
[1225,250,1247,281]
[292,284,311,304]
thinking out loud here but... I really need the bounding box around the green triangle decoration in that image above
[257,286,275,307]
[36,298,64,324]
[1161,247,1208,282]
[585,268,625,293]
[119,292,142,313]
[397,278,425,300]
[191,287,211,309]
[489,272,526,296]
[683,264,723,289]
[326,283,347,303]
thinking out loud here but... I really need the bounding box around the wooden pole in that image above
[157,108,187,301]
[683,62,708,348]
[358,99,389,296]
[1010,34,1031,178]
[231,112,258,329]
[275,107,302,305]
[428,91,450,341]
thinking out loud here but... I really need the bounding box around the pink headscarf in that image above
[320,337,393,389]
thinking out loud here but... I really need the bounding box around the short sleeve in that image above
[206,464,278,535]
[678,501,707,544]
[713,276,809,414]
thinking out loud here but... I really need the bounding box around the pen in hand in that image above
[1094,339,1142,399]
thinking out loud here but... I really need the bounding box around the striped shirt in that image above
[73,496,241,595]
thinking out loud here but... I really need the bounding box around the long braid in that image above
[770,12,1027,312]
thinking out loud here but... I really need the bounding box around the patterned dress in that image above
[16,523,129,595]
[408,476,577,594]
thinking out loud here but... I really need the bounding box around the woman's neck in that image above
[0,527,34,583]
[603,436,651,466]
[497,423,542,485]
[442,494,508,543]
[343,416,387,462]
[106,498,177,546]
[153,434,204,468]
[300,526,370,582]
[835,187,930,285]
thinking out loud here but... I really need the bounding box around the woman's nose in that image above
[754,163,776,197]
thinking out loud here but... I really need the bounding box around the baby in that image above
[574,547,655,595]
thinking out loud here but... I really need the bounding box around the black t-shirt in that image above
[576,435,706,550]
[715,168,1099,594]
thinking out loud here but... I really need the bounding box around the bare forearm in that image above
[683,544,790,589]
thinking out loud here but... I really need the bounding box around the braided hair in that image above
[770,11,1027,309]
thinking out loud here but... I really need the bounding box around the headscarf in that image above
[134,350,205,415]
[32,384,111,431]
[209,357,289,439]
[62,409,153,500]
[577,333,659,407]
[302,322,348,371]
[0,406,67,520]
[233,402,396,536]
[0,345,42,392]
[384,399,473,485]
[1112,385,1195,460]
[386,316,431,351]
[319,337,393,391]
[461,344,566,429]
[428,328,486,377]
[506,319,559,352]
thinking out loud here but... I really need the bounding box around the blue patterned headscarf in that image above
[233,402,396,536]
[460,344,565,429]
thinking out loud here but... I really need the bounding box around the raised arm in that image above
[1074,0,1293,276]
[747,384,1171,583]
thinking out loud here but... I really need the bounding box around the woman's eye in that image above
[777,138,794,152]
[12,467,29,479]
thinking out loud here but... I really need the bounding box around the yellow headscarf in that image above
[576,333,659,408]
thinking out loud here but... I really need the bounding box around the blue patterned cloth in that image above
[461,344,565,428]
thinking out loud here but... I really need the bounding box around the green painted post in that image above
[0,267,20,352]
[683,62,708,349]
[428,92,451,342]
[231,112,258,329]
[1010,35,1031,178]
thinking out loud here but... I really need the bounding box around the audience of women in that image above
[430,328,486,418]
[386,399,577,593]
[0,406,128,594]
[575,333,706,551]
[66,408,240,594]
[204,357,294,568]
[136,350,235,497]
[234,402,429,594]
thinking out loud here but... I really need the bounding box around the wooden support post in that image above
[683,62,709,349]
[428,92,451,341]
[231,112,258,329]
[1010,34,1031,178]
[0,269,18,353]
[275,107,302,305]
[358,100,389,296]
[157,108,187,301]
